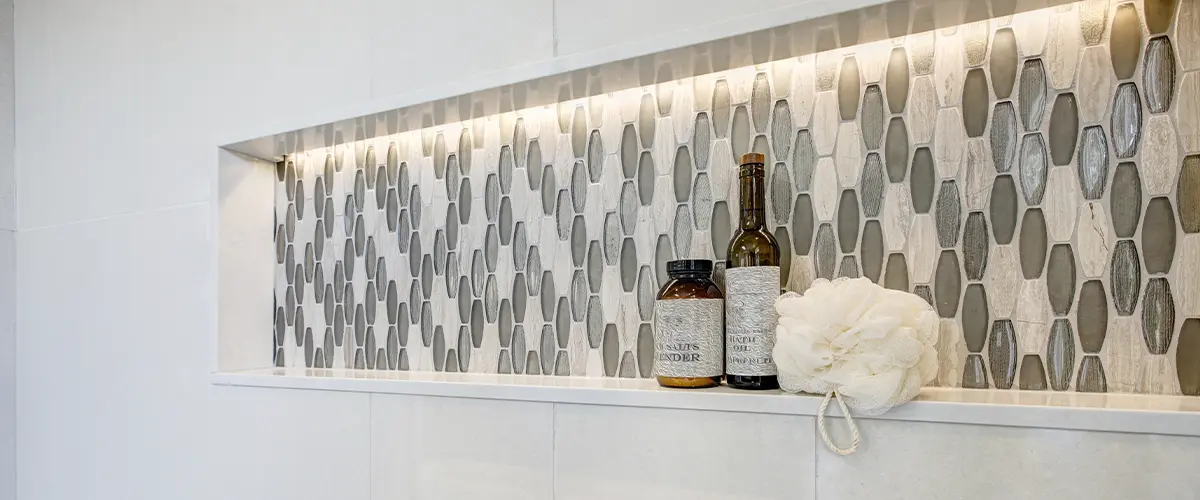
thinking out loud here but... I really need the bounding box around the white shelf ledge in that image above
[212,368,1200,437]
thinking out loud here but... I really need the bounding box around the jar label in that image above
[653,298,725,378]
[724,266,780,376]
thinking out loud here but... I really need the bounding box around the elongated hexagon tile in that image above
[1076,46,1114,125]
[1014,279,1051,354]
[1046,244,1076,316]
[1142,197,1178,274]
[882,184,914,252]
[991,28,1019,100]
[1144,36,1177,114]
[1177,72,1200,153]
[962,69,990,138]
[990,175,1019,245]
[1111,83,1144,159]
[1110,239,1142,317]
[885,118,909,182]
[812,91,840,156]
[1100,316,1146,393]
[991,102,1018,173]
[989,320,1019,389]
[1019,60,1048,132]
[1076,201,1114,278]
[812,157,839,222]
[963,140,993,211]
[835,122,863,187]
[886,48,910,114]
[1045,5,1082,90]
[1142,115,1180,196]
[934,29,965,107]
[906,215,938,284]
[986,245,1022,317]
[1176,235,1200,316]
[1047,318,1076,391]
[935,108,967,178]
[1049,94,1079,167]
[1044,167,1080,242]
[1110,3,1143,81]
[1182,319,1200,395]
[936,319,965,387]
[1077,126,1110,200]
[908,76,937,144]
[1019,134,1049,205]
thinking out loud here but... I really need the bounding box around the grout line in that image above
[550,0,560,57]
[551,403,558,499]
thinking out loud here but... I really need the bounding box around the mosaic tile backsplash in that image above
[273,0,1200,395]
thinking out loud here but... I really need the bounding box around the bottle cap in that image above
[666,259,714,276]
[739,152,766,165]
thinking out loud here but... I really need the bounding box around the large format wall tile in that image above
[272,0,1199,395]
[371,395,553,500]
[816,419,1200,499]
[554,404,814,500]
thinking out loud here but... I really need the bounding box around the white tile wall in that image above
[816,418,1200,499]
[211,386,371,500]
[369,0,555,101]
[371,395,554,500]
[554,404,816,500]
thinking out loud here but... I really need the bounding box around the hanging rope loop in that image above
[816,391,861,456]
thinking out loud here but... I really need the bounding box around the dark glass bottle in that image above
[653,260,724,389]
[724,153,781,390]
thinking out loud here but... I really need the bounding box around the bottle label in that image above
[724,266,780,376]
[653,298,725,378]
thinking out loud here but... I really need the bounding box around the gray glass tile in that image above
[732,105,752,161]
[793,194,815,255]
[839,56,861,121]
[1047,318,1076,391]
[1076,126,1110,200]
[1019,59,1048,132]
[1111,162,1143,238]
[1180,319,1200,395]
[990,175,1019,244]
[794,129,816,191]
[1111,83,1144,159]
[1019,354,1048,390]
[935,181,962,247]
[862,85,885,149]
[694,112,711,170]
[771,162,794,225]
[838,256,860,279]
[752,72,772,134]
[1110,4,1144,80]
[620,125,638,180]
[637,324,655,377]
[1077,355,1108,392]
[815,223,837,279]
[673,207,692,259]
[1019,134,1048,205]
[884,253,909,292]
[860,154,886,218]
[962,353,989,389]
[934,250,961,318]
[673,146,693,203]
[911,147,935,213]
[692,173,713,230]
[711,200,731,260]
[1180,156,1200,233]
[861,220,884,283]
[991,28,1018,99]
[914,285,933,307]
[962,69,990,138]
[886,118,909,182]
[1045,244,1077,316]
[837,190,860,253]
[1019,209,1048,279]
[1078,280,1109,354]
[1111,240,1142,316]
[988,320,1018,389]
[712,80,731,139]
[602,324,618,377]
[1144,37,1177,114]
[887,48,909,113]
[1048,93,1079,166]
[777,226,793,285]
[963,283,988,353]
[962,212,989,280]
[1142,197,1177,274]
[1142,277,1176,355]
[772,100,793,160]
[639,93,656,148]
[991,102,1018,173]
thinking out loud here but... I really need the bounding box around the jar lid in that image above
[739,152,766,165]
[667,259,713,275]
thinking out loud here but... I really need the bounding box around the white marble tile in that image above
[1075,201,1113,278]
[1075,45,1113,124]
[882,183,915,252]
[834,122,862,187]
[907,76,937,144]
[934,108,966,178]
[211,386,371,500]
[985,245,1021,318]
[817,418,1200,499]
[1175,72,1200,154]
[1141,114,1180,196]
[371,395,553,500]
[906,215,938,283]
[554,404,815,500]
[1043,166,1080,242]
[1044,4,1082,90]
[811,91,839,156]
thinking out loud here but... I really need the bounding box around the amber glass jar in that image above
[653,259,724,388]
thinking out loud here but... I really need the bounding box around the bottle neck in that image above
[668,272,711,281]
[738,168,766,230]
